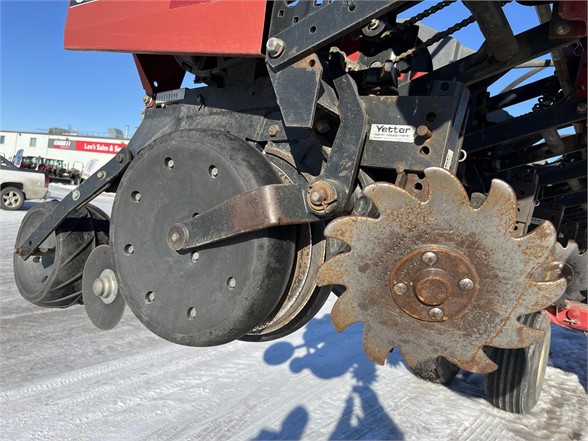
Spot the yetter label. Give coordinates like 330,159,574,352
369,124,416,143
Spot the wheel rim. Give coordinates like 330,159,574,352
3,190,21,208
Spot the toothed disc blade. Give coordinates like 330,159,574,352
317,167,564,373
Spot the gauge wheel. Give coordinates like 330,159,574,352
1,186,25,210
486,312,551,414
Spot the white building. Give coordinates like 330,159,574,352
0,129,130,171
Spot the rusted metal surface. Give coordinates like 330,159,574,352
167,184,321,251
316,167,566,374
390,247,479,322
245,155,328,337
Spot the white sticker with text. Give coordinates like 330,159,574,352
369,124,416,143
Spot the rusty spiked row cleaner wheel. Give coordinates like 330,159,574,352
110,130,301,346
316,167,566,374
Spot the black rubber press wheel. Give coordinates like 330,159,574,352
486,312,551,414
14,201,109,308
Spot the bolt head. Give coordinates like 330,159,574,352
92,278,105,297
210,167,218,177
268,124,280,137
421,252,438,266
429,307,444,320
191,252,199,263
97,171,106,179
458,277,475,291
266,38,285,58
367,19,380,30
393,282,408,295
72,190,80,201
577,102,587,114
310,190,323,205
554,20,572,36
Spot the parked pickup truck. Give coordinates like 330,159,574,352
0,155,49,210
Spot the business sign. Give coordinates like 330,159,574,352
49,138,127,154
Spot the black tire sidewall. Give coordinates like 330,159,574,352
1,186,25,210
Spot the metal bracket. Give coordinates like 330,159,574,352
268,54,323,128
267,0,401,70
168,70,367,250
16,149,132,260
167,184,321,251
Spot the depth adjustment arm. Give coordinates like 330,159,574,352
15,149,132,260
168,71,367,251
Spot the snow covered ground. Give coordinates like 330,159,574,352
1,186,586,440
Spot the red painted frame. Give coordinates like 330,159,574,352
64,0,268,57
546,302,588,333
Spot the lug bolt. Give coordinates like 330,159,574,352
266,38,285,58
171,233,179,242
416,125,433,139
429,307,444,320
191,252,199,263
554,20,572,36
393,282,408,295
458,277,475,291
92,278,106,297
421,252,438,266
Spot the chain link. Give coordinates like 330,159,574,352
380,1,456,39
392,15,476,63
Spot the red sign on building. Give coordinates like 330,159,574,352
49,138,127,154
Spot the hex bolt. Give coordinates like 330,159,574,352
187,307,197,319
268,124,281,137
97,171,106,180
393,282,408,295
421,251,438,266
310,189,326,205
429,307,444,320
367,18,380,31
266,38,285,58
416,125,433,140
210,166,219,178
116,154,124,163
171,232,180,242
227,277,236,289
142,95,153,106
92,278,106,297
458,277,475,291
72,189,80,201
554,20,572,36
191,252,199,263
577,102,587,114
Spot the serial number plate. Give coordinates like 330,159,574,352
156,88,186,104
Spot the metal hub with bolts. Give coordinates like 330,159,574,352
389,247,479,322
